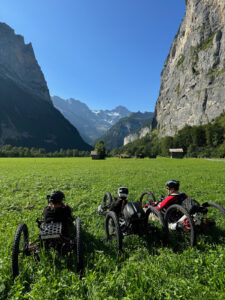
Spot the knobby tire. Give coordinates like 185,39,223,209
12,223,29,279
105,211,122,252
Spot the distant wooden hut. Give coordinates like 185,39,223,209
91,150,105,160
169,148,184,158
120,153,131,159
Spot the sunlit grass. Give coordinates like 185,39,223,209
0,157,224,299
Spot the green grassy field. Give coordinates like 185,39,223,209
0,157,224,299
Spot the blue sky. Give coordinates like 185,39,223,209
0,0,185,112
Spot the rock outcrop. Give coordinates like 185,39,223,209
155,0,225,136
0,23,91,151
100,112,154,150
0,23,50,103
124,124,152,146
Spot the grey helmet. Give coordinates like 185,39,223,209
118,187,129,199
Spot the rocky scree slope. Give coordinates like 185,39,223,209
155,0,225,136
0,23,91,151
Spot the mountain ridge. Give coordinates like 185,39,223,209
52,95,131,143
0,22,91,151
98,111,154,150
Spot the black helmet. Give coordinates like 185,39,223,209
118,187,129,199
166,180,179,190
49,190,65,204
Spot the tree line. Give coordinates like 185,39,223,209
1,113,224,158
110,113,225,158
0,145,90,157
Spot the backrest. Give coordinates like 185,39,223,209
39,222,62,240
123,202,145,223
171,193,187,205
180,197,200,214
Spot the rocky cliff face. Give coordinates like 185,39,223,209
124,124,152,146
100,112,154,150
155,0,225,136
0,22,51,103
0,22,91,151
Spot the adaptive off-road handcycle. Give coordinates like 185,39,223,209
139,190,225,248
98,192,167,251
12,217,83,279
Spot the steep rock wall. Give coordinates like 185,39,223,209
0,22,51,103
0,22,92,151
155,0,225,136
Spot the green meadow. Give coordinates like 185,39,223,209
0,157,224,299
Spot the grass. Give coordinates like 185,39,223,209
198,32,216,52
176,83,181,96
177,55,185,67
207,68,225,77
0,157,225,299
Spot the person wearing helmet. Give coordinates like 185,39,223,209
42,190,74,236
109,187,129,215
155,180,188,211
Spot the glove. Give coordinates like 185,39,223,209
98,205,103,214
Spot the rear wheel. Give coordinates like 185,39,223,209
75,218,83,273
164,204,196,248
103,192,113,209
105,211,122,252
139,190,156,206
145,206,168,246
12,224,29,279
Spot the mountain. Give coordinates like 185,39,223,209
123,0,225,145
155,0,225,136
113,112,225,158
123,118,155,146
52,95,131,143
99,112,154,150
0,22,91,151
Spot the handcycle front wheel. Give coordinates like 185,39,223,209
164,204,196,248
103,192,113,209
105,211,122,252
12,223,29,279
200,202,225,231
202,202,225,218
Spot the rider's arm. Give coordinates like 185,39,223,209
155,195,175,210
110,199,122,215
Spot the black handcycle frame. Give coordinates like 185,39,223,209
12,218,83,279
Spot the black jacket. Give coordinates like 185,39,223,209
42,204,74,236
110,198,127,215
42,204,73,223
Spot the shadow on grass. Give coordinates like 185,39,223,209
166,225,225,254
196,226,225,249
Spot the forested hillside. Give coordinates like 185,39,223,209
111,113,225,158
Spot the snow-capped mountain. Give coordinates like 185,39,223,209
51,96,131,144
92,106,131,126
